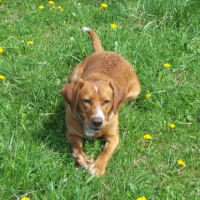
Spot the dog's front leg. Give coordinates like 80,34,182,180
88,134,119,176
67,133,94,170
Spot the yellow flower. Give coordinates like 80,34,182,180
164,63,171,67
57,6,63,11
21,197,30,200
177,160,186,167
0,47,3,53
169,123,175,128
143,134,152,140
27,41,34,45
52,6,56,9
48,1,54,4
39,5,44,9
0,75,5,80
8,24,11,28
146,93,152,98
137,196,147,200
111,24,117,28
99,3,108,10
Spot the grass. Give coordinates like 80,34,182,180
0,0,200,199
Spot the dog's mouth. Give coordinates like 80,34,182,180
92,127,101,132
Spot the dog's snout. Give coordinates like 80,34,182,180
92,117,103,127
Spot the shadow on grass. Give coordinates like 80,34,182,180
34,100,71,156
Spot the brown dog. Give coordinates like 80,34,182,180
61,27,140,176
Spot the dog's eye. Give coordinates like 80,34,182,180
103,100,110,105
83,99,91,104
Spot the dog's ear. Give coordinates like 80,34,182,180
61,79,84,114
110,81,126,115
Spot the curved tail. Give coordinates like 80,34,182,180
82,27,104,52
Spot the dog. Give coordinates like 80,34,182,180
61,27,140,176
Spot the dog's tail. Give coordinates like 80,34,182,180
82,27,104,52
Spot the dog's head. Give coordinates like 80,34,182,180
61,78,126,131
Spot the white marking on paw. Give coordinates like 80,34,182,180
72,152,77,158
88,164,96,176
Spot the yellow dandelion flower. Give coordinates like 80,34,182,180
164,63,171,68
0,47,3,53
177,160,186,167
58,6,62,9
27,41,34,45
146,93,152,98
99,3,108,10
52,6,56,9
21,197,30,200
137,196,147,200
39,5,44,9
143,134,152,140
169,123,175,128
111,24,117,28
48,1,54,4
8,24,11,28
0,75,5,80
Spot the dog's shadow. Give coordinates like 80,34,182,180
34,100,71,157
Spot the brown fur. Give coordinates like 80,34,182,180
61,28,140,176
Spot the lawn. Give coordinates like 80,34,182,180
0,0,200,199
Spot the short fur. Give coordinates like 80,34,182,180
61,27,140,176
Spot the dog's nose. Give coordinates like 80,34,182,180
92,117,103,127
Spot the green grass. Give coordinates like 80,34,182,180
0,0,200,199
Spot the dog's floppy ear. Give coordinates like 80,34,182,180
110,81,126,115
61,79,84,114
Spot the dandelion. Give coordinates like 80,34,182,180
137,196,147,200
99,3,108,10
52,6,56,9
39,5,44,9
177,160,186,167
143,134,152,140
0,75,5,80
169,123,175,129
146,93,152,98
48,1,54,4
111,24,117,28
8,24,11,28
58,6,63,11
27,41,34,45
164,63,171,68
0,47,3,53
21,197,30,200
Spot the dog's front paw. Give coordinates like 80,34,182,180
73,150,95,171
88,162,106,176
